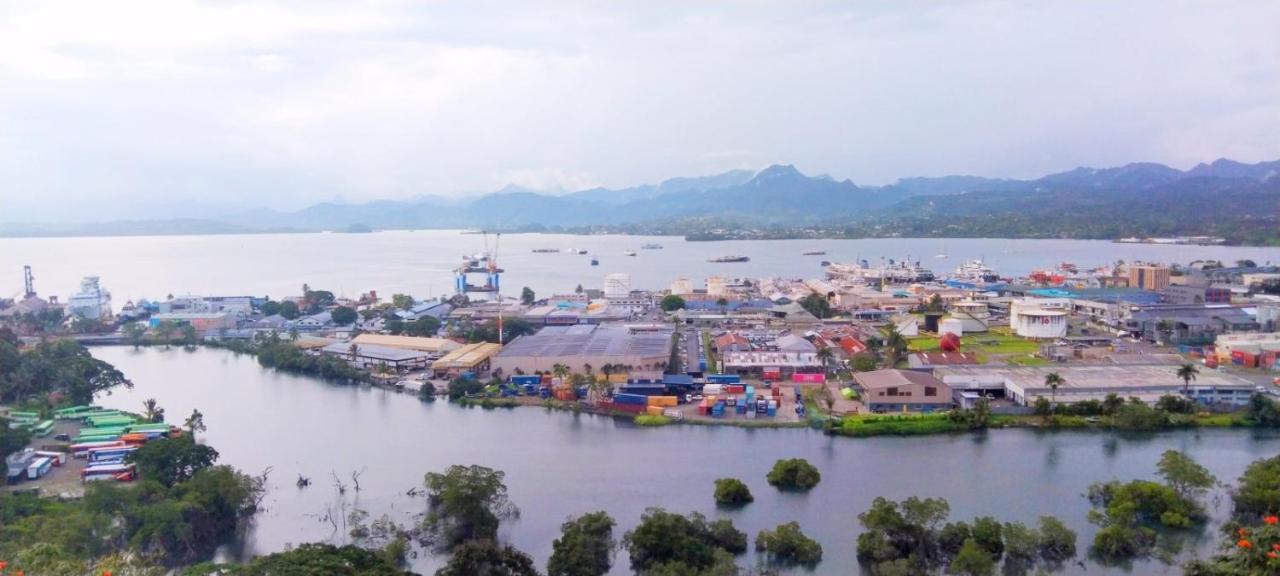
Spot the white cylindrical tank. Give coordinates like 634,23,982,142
1013,309,1067,339
939,318,964,338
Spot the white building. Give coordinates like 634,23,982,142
948,300,991,332
1010,298,1069,339
706,276,728,297
603,273,632,299
670,278,694,296
66,276,112,320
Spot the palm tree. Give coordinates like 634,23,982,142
552,363,570,380
816,346,834,372
882,325,908,368
1044,372,1064,412
716,298,729,314
184,408,206,440
348,343,360,363
142,398,165,423
288,328,300,342
1177,362,1199,395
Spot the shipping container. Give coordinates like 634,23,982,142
724,385,745,394
511,375,542,386
646,396,679,407
613,393,648,406
646,406,665,416
702,384,723,396
792,372,826,383
612,403,646,415
706,374,741,384
554,389,576,402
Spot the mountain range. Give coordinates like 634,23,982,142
4,158,1279,244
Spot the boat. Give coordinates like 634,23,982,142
708,256,750,263
590,257,599,266
566,248,588,255
802,251,826,256
825,258,934,283
624,250,637,257
936,254,948,259
532,248,560,253
950,259,1001,284
641,243,664,250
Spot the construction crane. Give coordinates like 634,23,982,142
23,265,36,298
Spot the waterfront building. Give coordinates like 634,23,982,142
319,342,432,372
853,370,954,413
66,276,112,320
1128,264,1172,291
431,342,503,378
1124,304,1259,344
351,334,460,359
490,324,672,375
148,312,236,334
706,276,728,297
603,273,631,299
670,278,694,295
934,364,1256,406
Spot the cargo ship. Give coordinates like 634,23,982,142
641,243,664,249
708,256,750,263
802,251,827,256
825,258,934,283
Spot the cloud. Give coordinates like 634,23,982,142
1,0,1278,221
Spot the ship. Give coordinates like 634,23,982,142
825,258,935,283
532,248,560,253
949,259,1001,284
802,251,826,256
624,250,637,257
708,256,750,263
590,257,599,266
641,243,664,250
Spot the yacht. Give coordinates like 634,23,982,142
950,259,1001,283
708,256,750,263
640,243,664,250
802,251,826,256
590,257,599,266
624,250,637,257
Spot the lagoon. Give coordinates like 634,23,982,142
92,346,1280,574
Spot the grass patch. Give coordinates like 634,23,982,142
832,413,968,437
1006,355,1051,366
908,331,1040,356
634,414,672,427
457,397,519,409
701,331,719,374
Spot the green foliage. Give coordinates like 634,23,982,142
201,543,410,575
1000,521,1039,565
797,293,833,319
855,496,950,571
547,511,615,576
436,540,539,576
754,521,822,567
418,381,437,401
1246,393,1280,427
713,478,754,506
389,315,442,337
391,294,416,310
419,465,518,551
1155,394,1196,414
947,399,991,429
659,294,686,312
833,413,967,437
1036,516,1078,564
279,300,301,319
520,287,536,306
0,416,32,462
302,288,336,314
1157,450,1217,499
331,306,358,325
765,458,821,491
970,516,1004,559
938,521,971,557
256,341,367,382
633,414,671,427
259,300,282,316
448,377,486,401
852,355,878,372
622,508,746,573
949,538,995,576
127,436,220,487
1233,454,1280,519
0,336,132,405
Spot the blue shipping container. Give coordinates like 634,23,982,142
614,393,648,406
511,375,542,386
707,374,741,384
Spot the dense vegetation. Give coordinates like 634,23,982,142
547,512,616,576
765,458,821,491
755,521,822,567
713,477,754,506
244,339,367,382
855,496,1077,575
0,329,132,407
622,508,747,574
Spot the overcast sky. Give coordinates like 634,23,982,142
2,0,1278,221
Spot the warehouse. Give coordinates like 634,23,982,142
319,343,432,372
489,324,672,375
432,342,504,378
934,364,1256,406
853,370,955,413
350,334,460,358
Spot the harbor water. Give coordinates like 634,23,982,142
92,346,1280,574
4,231,1279,301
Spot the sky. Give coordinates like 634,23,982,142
2,0,1279,222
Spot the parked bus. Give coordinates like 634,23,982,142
71,440,126,458
82,463,136,483
25,456,53,480
32,420,55,437
88,446,137,464
33,451,67,466
53,405,98,419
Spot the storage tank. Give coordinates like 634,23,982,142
939,318,964,338
949,301,991,333
1012,309,1067,339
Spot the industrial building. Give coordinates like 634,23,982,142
853,370,955,413
320,342,433,372
149,312,237,334
490,324,673,375
934,364,1256,406
1009,298,1069,339
432,342,504,378
66,276,113,320
603,273,631,299
1128,264,1172,291
350,334,461,358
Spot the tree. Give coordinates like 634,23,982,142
755,522,822,567
938,521,971,557
547,511,616,576
1233,454,1280,519
418,382,437,401
520,287,536,306
419,465,518,551
124,322,147,348
436,540,538,576
622,508,746,573
279,300,301,320
1044,372,1063,411
331,306,358,326
798,294,833,319
659,295,686,312
1036,516,1078,564
716,297,729,314
881,324,908,368
970,516,1004,559
127,436,219,487
818,384,836,412
713,478,754,506
231,543,408,575
391,294,415,310
0,417,32,462
0,339,132,405
925,294,944,313
142,398,166,423
184,408,207,440
949,538,995,576
259,300,282,316
1177,362,1199,395
766,458,821,491
816,346,834,371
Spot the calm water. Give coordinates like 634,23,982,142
92,346,1280,575
5,231,1279,302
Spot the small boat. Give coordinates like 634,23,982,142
802,251,826,256
590,257,599,266
641,243,664,250
532,248,560,253
624,250,637,257
936,254,947,259
708,256,750,263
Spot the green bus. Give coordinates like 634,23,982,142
73,433,121,443
53,405,98,419
127,423,171,432
87,416,135,428
7,410,40,423
32,420,55,437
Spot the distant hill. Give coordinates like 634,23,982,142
5,157,1279,244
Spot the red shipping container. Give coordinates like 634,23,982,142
725,385,745,394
